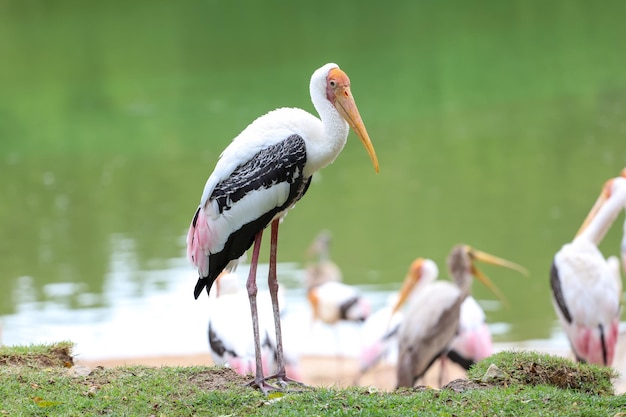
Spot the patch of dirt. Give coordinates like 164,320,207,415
393,379,488,395
508,359,609,394
0,344,74,368
473,352,616,396
442,378,489,393
189,367,250,390
393,385,439,396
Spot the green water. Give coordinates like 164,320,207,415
1,0,625,342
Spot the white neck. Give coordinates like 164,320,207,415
577,178,626,245
622,209,626,267
308,64,350,170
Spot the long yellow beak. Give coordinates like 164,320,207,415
576,185,610,238
307,289,320,322
576,171,626,238
391,258,425,315
332,77,379,173
467,246,528,306
576,169,626,237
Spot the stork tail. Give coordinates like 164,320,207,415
194,276,216,300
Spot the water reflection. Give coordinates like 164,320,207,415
3,235,203,358
0,236,524,360
2,237,587,363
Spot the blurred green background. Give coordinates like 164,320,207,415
1,0,625,343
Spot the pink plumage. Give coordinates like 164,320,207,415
187,206,210,278
571,320,619,366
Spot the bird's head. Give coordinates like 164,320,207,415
391,258,439,315
449,245,528,306
314,63,379,173
576,169,626,238
306,230,333,260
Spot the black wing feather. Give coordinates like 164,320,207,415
194,134,311,299
550,260,572,324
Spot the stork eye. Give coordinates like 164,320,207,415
329,80,336,88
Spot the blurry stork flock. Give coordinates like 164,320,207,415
185,63,626,392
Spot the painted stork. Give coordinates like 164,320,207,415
395,245,527,388
186,63,379,392
356,297,491,385
550,172,626,366
356,258,439,381
307,280,371,325
305,231,369,325
305,230,342,288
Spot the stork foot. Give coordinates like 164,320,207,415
247,378,280,395
247,373,308,394
264,372,309,392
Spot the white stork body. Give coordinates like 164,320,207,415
358,303,403,371
308,281,371,324
188,106,338,288
186,63,378,392
396,279,462,387
550,174,626,366
356,259,439,379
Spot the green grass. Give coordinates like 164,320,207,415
0,343,624,416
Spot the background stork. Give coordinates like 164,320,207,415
304,232,370,359
207,271,301,380
305,230,343,288
356,257,494,385
307,281,370,325
550,172,626,366
186,63,379,392
304,232,370,325
355,258,439,382
395,245,527,388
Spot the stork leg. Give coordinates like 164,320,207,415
265,219,304,387
245,230,277,394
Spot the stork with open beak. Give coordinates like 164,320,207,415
395,245,527,388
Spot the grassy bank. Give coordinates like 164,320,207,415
0,342,624,416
